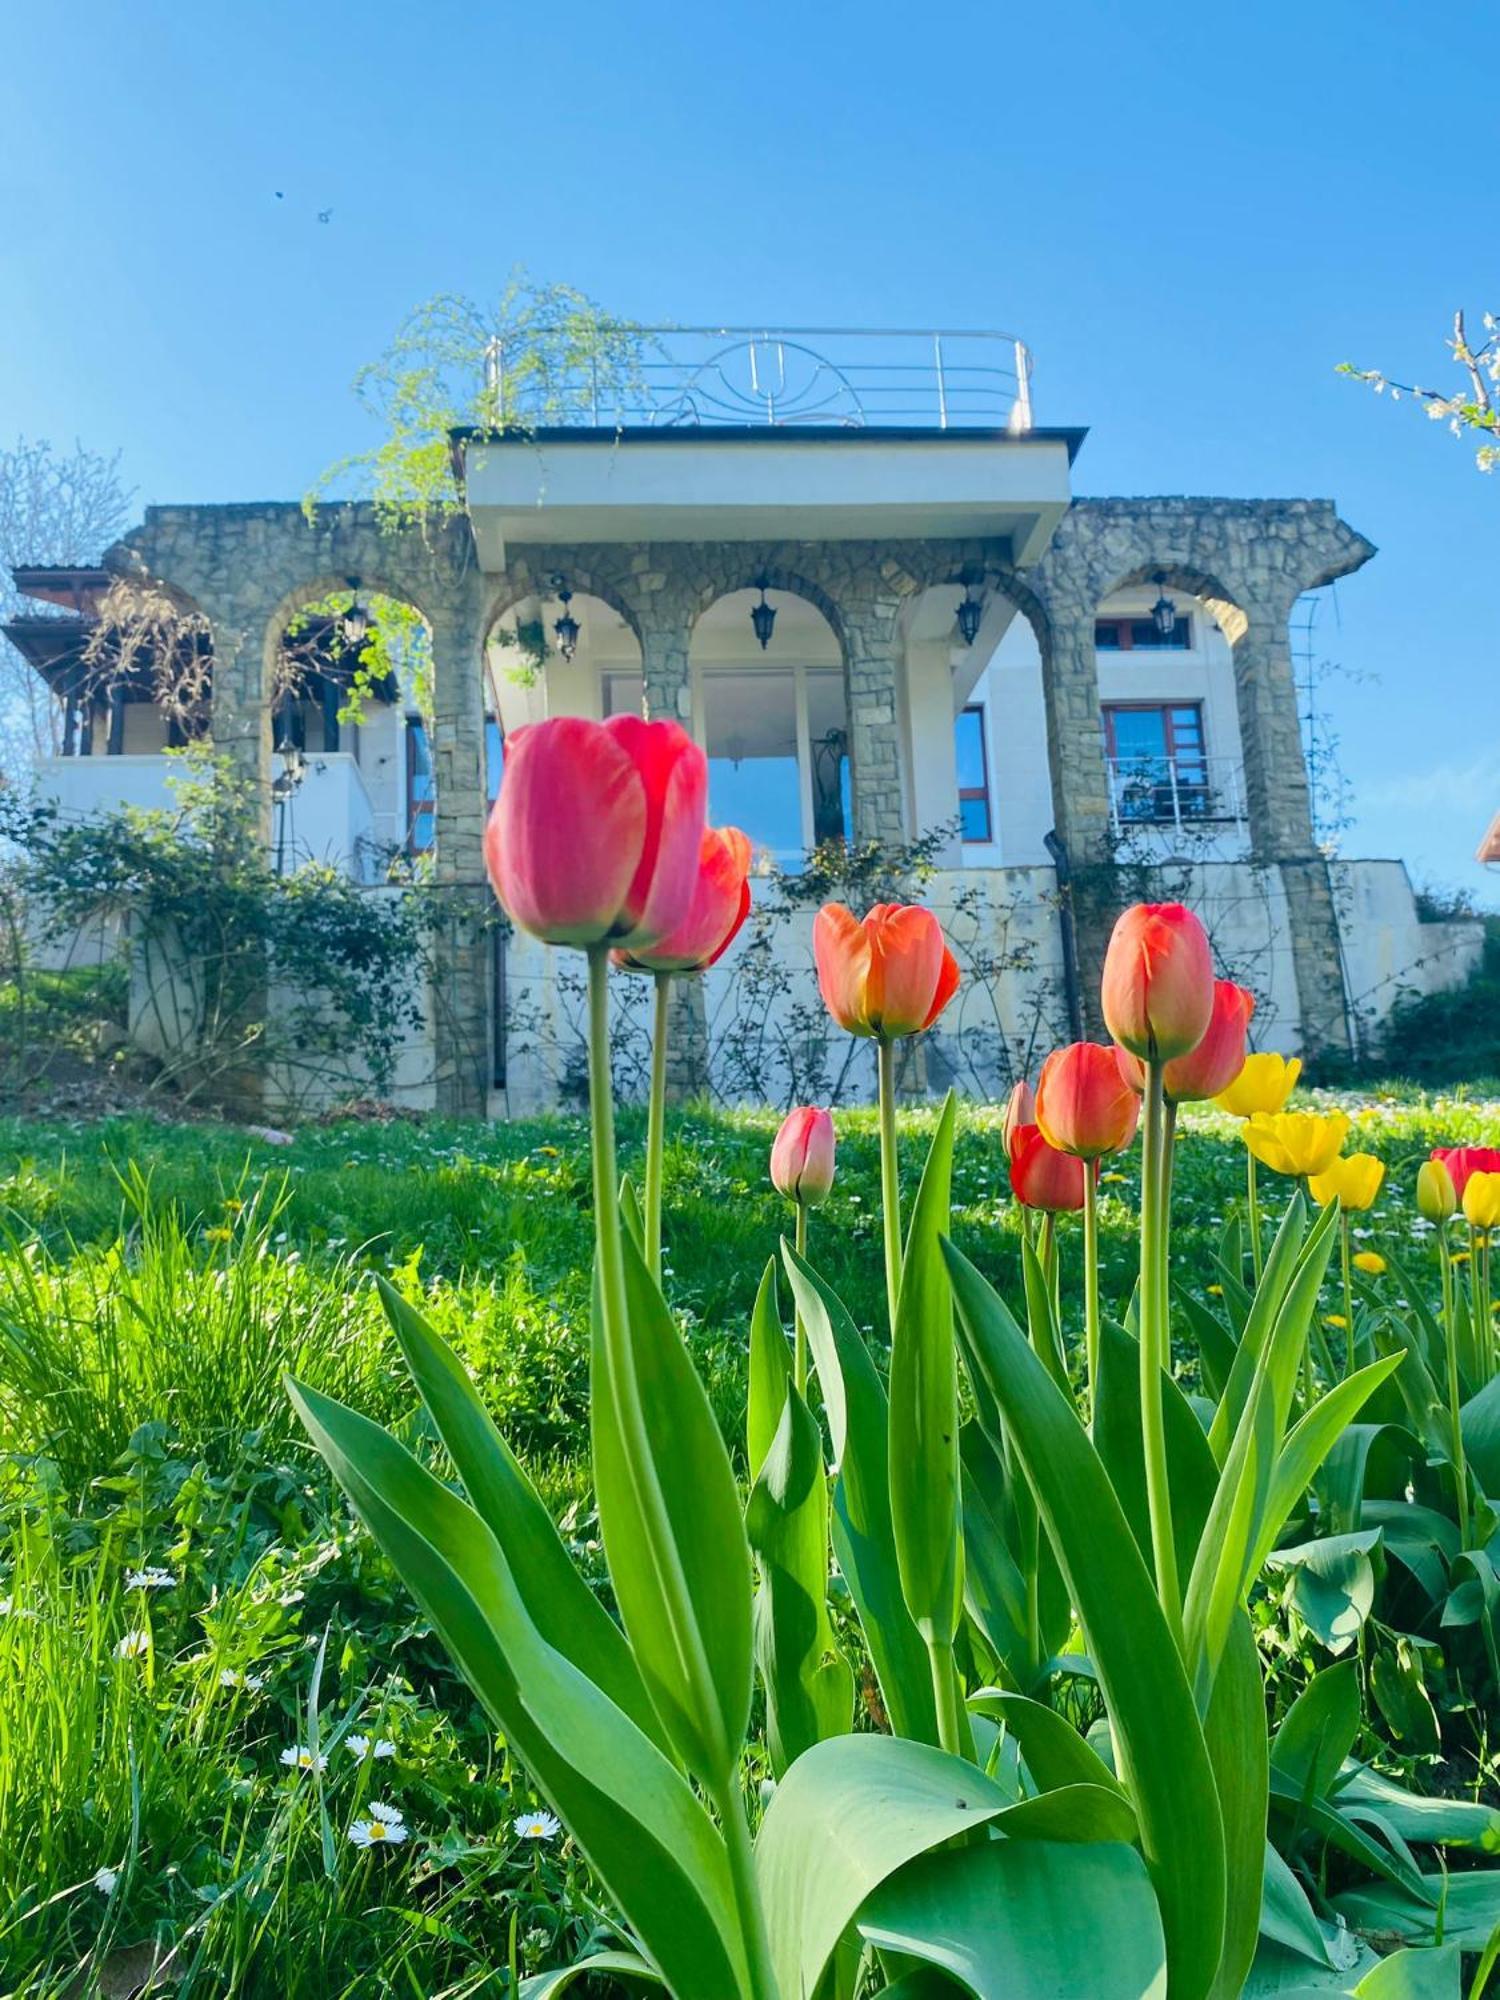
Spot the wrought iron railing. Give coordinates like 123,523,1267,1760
1106,755,1247,835
480,326,1034,432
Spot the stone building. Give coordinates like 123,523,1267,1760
7,329,1481,1114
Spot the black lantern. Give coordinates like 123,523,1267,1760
750,579,777,652
341,578,370,649
955,584,983,648
552,583,580,661
1150,574,1177,640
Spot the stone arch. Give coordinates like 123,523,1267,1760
480,562,646,662
1095,561,1248,647
687,563,850,661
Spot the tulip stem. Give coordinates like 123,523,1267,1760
793,1199,808,1395
1340,1211,1355,1380
1246,1148,1265,1287
1440,1220,1471,1551
645,972,671,1282
1139,1061,1183,1647
1082,1167,1101,1418
877,1038,903,1336
586,946,778,2000
927,1635,973,1761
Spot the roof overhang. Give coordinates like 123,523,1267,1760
452,424,1084,570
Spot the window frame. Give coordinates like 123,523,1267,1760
1093,611,1194,652
1101,700,1214,824
954,702,994,845
690,660,848,864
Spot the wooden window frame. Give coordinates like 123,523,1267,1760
955,703,994,844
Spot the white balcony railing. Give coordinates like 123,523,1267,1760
480,326,1035,433
1106,755,1247,837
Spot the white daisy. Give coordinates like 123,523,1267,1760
349,1802,408,1848
218,1667,266,1692
513,1810,561,1841
345,1734,396,1760
125,1567,176,1591
94,1866,119,1895
279,1745,328,1772
115,1630,151,1659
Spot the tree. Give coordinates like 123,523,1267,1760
1340,308,1500,473
0,437,133,770
306,270,649,526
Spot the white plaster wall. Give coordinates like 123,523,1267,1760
1332,858,1485,1045
275,753,377,881
965,615,1055,865
38,753,177,823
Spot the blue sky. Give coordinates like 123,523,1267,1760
2,0,1493,903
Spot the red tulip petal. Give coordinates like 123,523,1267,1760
814,903,872,1035
485,719,644,946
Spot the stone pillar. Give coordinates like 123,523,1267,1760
428,592,493,1117
842,596,907,845
205,597,278,848
1030,598,1117,1033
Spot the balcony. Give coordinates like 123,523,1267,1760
1106,755,1248,838
454,326,1084,569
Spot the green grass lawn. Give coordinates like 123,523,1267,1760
1,1086,1497,1996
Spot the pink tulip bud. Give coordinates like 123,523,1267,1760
1009,1124,1090,1212
771,1107,836,1207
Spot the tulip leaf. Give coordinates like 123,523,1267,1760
944,1238,1227,2000
1332,1873,1500,1951
1019,1234,1072,1395
959,1421,1069,1694
1092,1315,1220,1588
753,1733,1026,2000
1210,1192,1309,1462
592,1230,753,1790
1336,1763,1500,1852
1266,1530,1382,1655
1204,1611,1270,2000
889,1094,963,1650
746,1380,854,1775
286,1378,749,2000
1183,1291,1241,1405
967,1688,1129,1800
373,1276,666,1753
1262,1361,1409,1570
746,1257,790,1480
520,1953,665,1997
781,1238,937,1744
1272,1660,1361,1804
857,1838,1168,2000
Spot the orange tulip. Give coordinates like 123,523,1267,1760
1001,1078,1036,1163
485,715,706,949
813,903,960,1041
1117,979,1256,1104
1036,1042,1140,1159
1100,902,1214,1064
613,826,752,974
1010,1124,1090,1212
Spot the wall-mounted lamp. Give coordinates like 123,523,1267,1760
1150,574,1177,640
749,578,777,651
341,579,370,648
552,579,580,661
955,583,984,648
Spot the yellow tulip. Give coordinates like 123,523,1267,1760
1214,1052,1302,1120
1308,1152,1386,1212
1463,1171,1500,1232
1241,1110,1350,1180
1353,1251,1387,1276
1416,1159,1458,1223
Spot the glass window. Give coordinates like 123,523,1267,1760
1094,613,1192,651
805,668,850,849
406,716,435,854
1102,703,1212,823
485,716,503,804
703,669,803,868
955,705,993,843
602,672,645,719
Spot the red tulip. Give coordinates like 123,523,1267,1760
1117,979,1256,1105
613,826,752,974
1432,1147,1500,1201
1100,902,1214,1064
770,1106,836,1206
814,903,960,1041
484,715,706,949
1035,1042,1141,1159
1001,1078,1036,1163
1010,1124,1090,1212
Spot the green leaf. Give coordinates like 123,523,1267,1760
746,1381,853,1775
619,1174,646,1261
781,1239,937,1744
592,1230,753,1789
1333,1873,1500,1950
1092,1314,1221,1598
746,1257,790,1480
1315,1414,1419,1539
1210,1192,1310,1462
1461,1372,1500,1494
1261,1839,1346,1968
1272,1660,1361,1802
967,1689,1129,1801
1335,1762,1500,1852
286,1378,749,2000
374,1276,665,1752
857,1838,1168,2000
889,1094,962,1648
520,1952,665,1996
1266,1531,1381,1655
1258,1360,1408,1576
1205,1612,1271,2000
943,1238,1228,2000
1183,1290,1241,1405
1369,1637,1441,1755
753,1732,1027,2000
1350,1948,1462,2000
1019,1234,1072,1396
